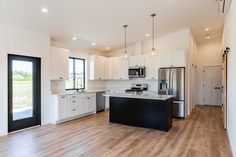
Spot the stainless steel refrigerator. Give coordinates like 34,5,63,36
158,67,185,118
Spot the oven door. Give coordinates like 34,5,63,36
129,68,139,78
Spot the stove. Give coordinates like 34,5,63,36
125,83,148,94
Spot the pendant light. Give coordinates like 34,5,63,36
151,13,156,56
123,25,128,58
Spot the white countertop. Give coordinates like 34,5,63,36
52,89,107,96
103,91,173,100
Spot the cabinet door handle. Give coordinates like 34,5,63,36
61,96,65,98
72,109,76,111
59,77,63,80
72,101,76,102
72,96,76,98
87,97,90,99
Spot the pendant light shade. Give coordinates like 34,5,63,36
151,13,157,56
123,25,128,58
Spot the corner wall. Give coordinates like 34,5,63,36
223,0,236,155
0,23,51,136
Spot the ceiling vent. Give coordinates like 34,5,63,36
218,0,232,15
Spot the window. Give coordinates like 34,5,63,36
66,57,85,90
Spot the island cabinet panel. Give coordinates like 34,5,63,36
109,97,172,131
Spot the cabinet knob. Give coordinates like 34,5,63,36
61,96,65,98
59,77,63,80
72,109,76,111
120,78,122,79
99,78,101,79
87,97,90,99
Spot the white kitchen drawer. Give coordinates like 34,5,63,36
67,100,80,109
67,107,79,118
67,95,78,100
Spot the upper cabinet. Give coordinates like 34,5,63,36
128,55,145,67
88,51,185,81
50,47,69,80
145,55,161,80
159,50,186,67
90,55,107,80
111,57,129,80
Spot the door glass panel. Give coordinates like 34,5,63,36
12,60,33,120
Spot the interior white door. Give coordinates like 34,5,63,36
203,66,222,106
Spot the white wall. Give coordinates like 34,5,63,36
223,0,236,156
108,29,190,57
187,32,197,114
50,50,107,93
0,23,51,136
195,37,222,105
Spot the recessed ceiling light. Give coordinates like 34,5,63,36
41,7,48,13
72,37,77,41
205,27,209,31
145,33,150,37
206,35,211,39
92,42,96,46
106,46,110,50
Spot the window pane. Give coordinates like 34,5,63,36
66,58,85,90
75,59,85,89
12,61,33,120
65,73,74,89
69,59,73,73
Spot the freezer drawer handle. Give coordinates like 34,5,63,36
173,101,184,104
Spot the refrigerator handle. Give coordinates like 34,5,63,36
169,69,172,95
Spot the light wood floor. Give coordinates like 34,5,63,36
0,106,232,157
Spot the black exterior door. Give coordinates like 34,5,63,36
8,54,41,132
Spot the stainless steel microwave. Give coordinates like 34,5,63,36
128,66,146,78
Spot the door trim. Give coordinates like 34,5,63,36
8,54,41,132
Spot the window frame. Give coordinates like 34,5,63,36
66,57,86,90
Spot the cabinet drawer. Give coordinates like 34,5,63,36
67,95,78,100
67,100,79,109
67,107,79,118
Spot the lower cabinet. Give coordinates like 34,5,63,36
57,93,96,123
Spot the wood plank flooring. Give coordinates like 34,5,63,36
0,106,232,157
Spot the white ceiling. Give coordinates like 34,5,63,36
0,0,224,52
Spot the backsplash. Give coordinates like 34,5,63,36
106,80,159,92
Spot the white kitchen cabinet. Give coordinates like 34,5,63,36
145,55,161,80
58,96,67,120
106,58,113,80
112,57,129,80
172,51,186,67
129,55,145,67
159,51,186,67
55,93,96,123
90,55,108,80
84,94,96,113
50,47,69,80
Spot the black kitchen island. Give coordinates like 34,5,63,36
105,93,173,132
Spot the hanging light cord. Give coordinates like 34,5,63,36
151,13,156,51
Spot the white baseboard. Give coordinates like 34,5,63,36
0,131,8,137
